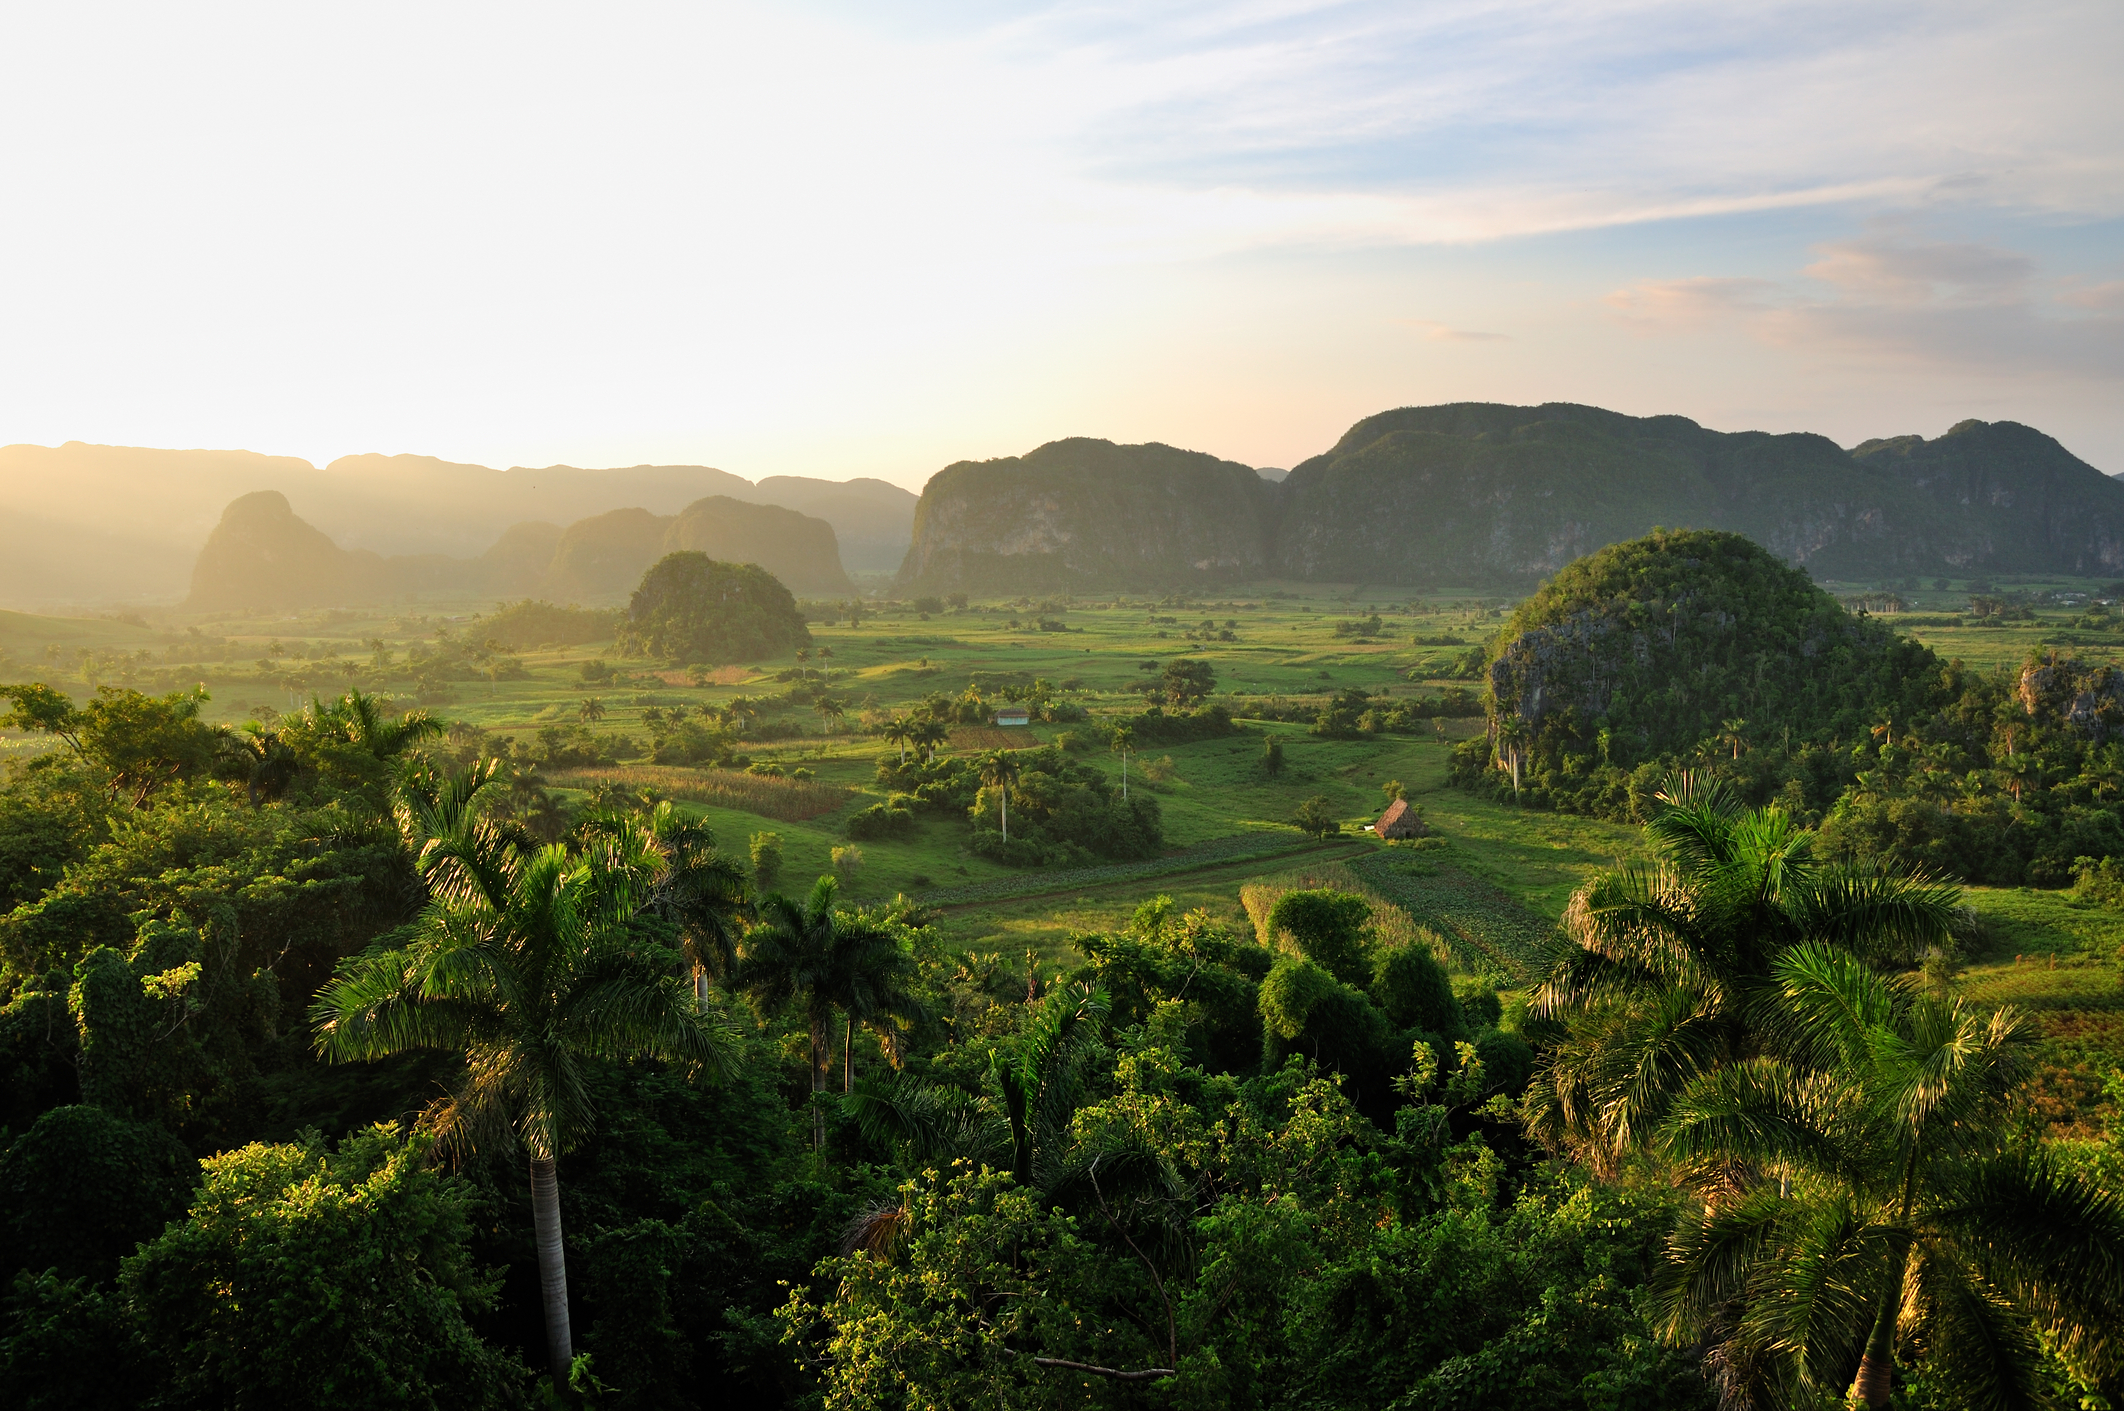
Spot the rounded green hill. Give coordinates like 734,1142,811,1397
1477,528,1939,779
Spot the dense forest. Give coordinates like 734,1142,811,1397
1,537,2121,1410
1456,529,2124,887
0,682,2117,1407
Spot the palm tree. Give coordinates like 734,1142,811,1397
1655,943,2124,1408
304,687,442,760
882,715,913,765
847,982,1111,1187
312,766,738,1390
813,695,846,736
579,697,606,724
1109,725,1134,801
910,717,948,764
739,875,907,1151
1718,717,1748,760
824,908,923,1092
726,696,760,737
1526,774,1963,1175
977,748,1022,841
586,801,752,1008
1495,716,1528,799
218,725,299,806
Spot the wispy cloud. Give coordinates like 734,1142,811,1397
1603,226,2124,380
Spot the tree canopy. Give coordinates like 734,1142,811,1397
617,552,811,664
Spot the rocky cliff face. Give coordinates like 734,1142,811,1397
1273,404,2124,584
896,438,1275,593
893,406,2123,592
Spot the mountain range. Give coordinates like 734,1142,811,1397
898,404,2123,592
184,491,856,611
0,443,916,608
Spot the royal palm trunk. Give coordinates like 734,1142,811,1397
529,1156,572,1385
810,1010,830,1150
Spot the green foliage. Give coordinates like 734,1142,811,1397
1292,794,1340,839
1264,888,1372,984
958,745,1163,866
1656,945,2124,1406
1457,529,1941,813
0,1270,157,1411
120,1126,526,1409
1370,943,1462,1035
0,783,410,1003
1155,657,1216,707
481,600,623,650
749,830,783,892
0,1106,196,1287
618,552,811,664
1,684,223,804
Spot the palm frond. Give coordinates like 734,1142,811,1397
1790,863,1963,966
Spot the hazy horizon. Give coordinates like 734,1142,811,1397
2,1,2117,487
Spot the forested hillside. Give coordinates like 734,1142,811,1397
895,404,2121,590
1455,527,2124,887
896,438,1276,593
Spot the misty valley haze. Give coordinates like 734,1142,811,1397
5,401,2118,615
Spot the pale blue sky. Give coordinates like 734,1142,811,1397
0,0,2117,483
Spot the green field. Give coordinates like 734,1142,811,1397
7,578,2123,1138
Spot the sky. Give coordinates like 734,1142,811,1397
0,0,2118,488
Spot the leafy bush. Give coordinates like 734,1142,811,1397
1265,889,1372,984
0,1105,196,1286
846,799,918,841
119,1126,524,1409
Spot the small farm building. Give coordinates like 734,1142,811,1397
1375,798,1429,839
994,706,1031,727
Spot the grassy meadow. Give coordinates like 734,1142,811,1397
5,575,2123,1137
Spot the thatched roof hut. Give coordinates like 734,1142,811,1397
1375,797,1429,839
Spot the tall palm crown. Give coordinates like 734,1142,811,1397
1527,775,1963,1174
1656,943,2124,1409
584,801,752,1006
976,749,1023,840
312,764,740,1386
740,875,920,1150
883,715,913,764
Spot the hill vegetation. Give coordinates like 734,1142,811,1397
618,552,813,664
1454,528,2124,888
897,437,1275,593
2,557,2123,1407
897,404,2123,590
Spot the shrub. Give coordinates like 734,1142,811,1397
847,801,917,841
750,832,783,893
1293,795,1340,839
1370,945,1462,1036
0,1106,197,1286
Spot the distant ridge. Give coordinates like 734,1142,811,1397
897,405,2123,592
184,492,853,612
0,442,916,607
